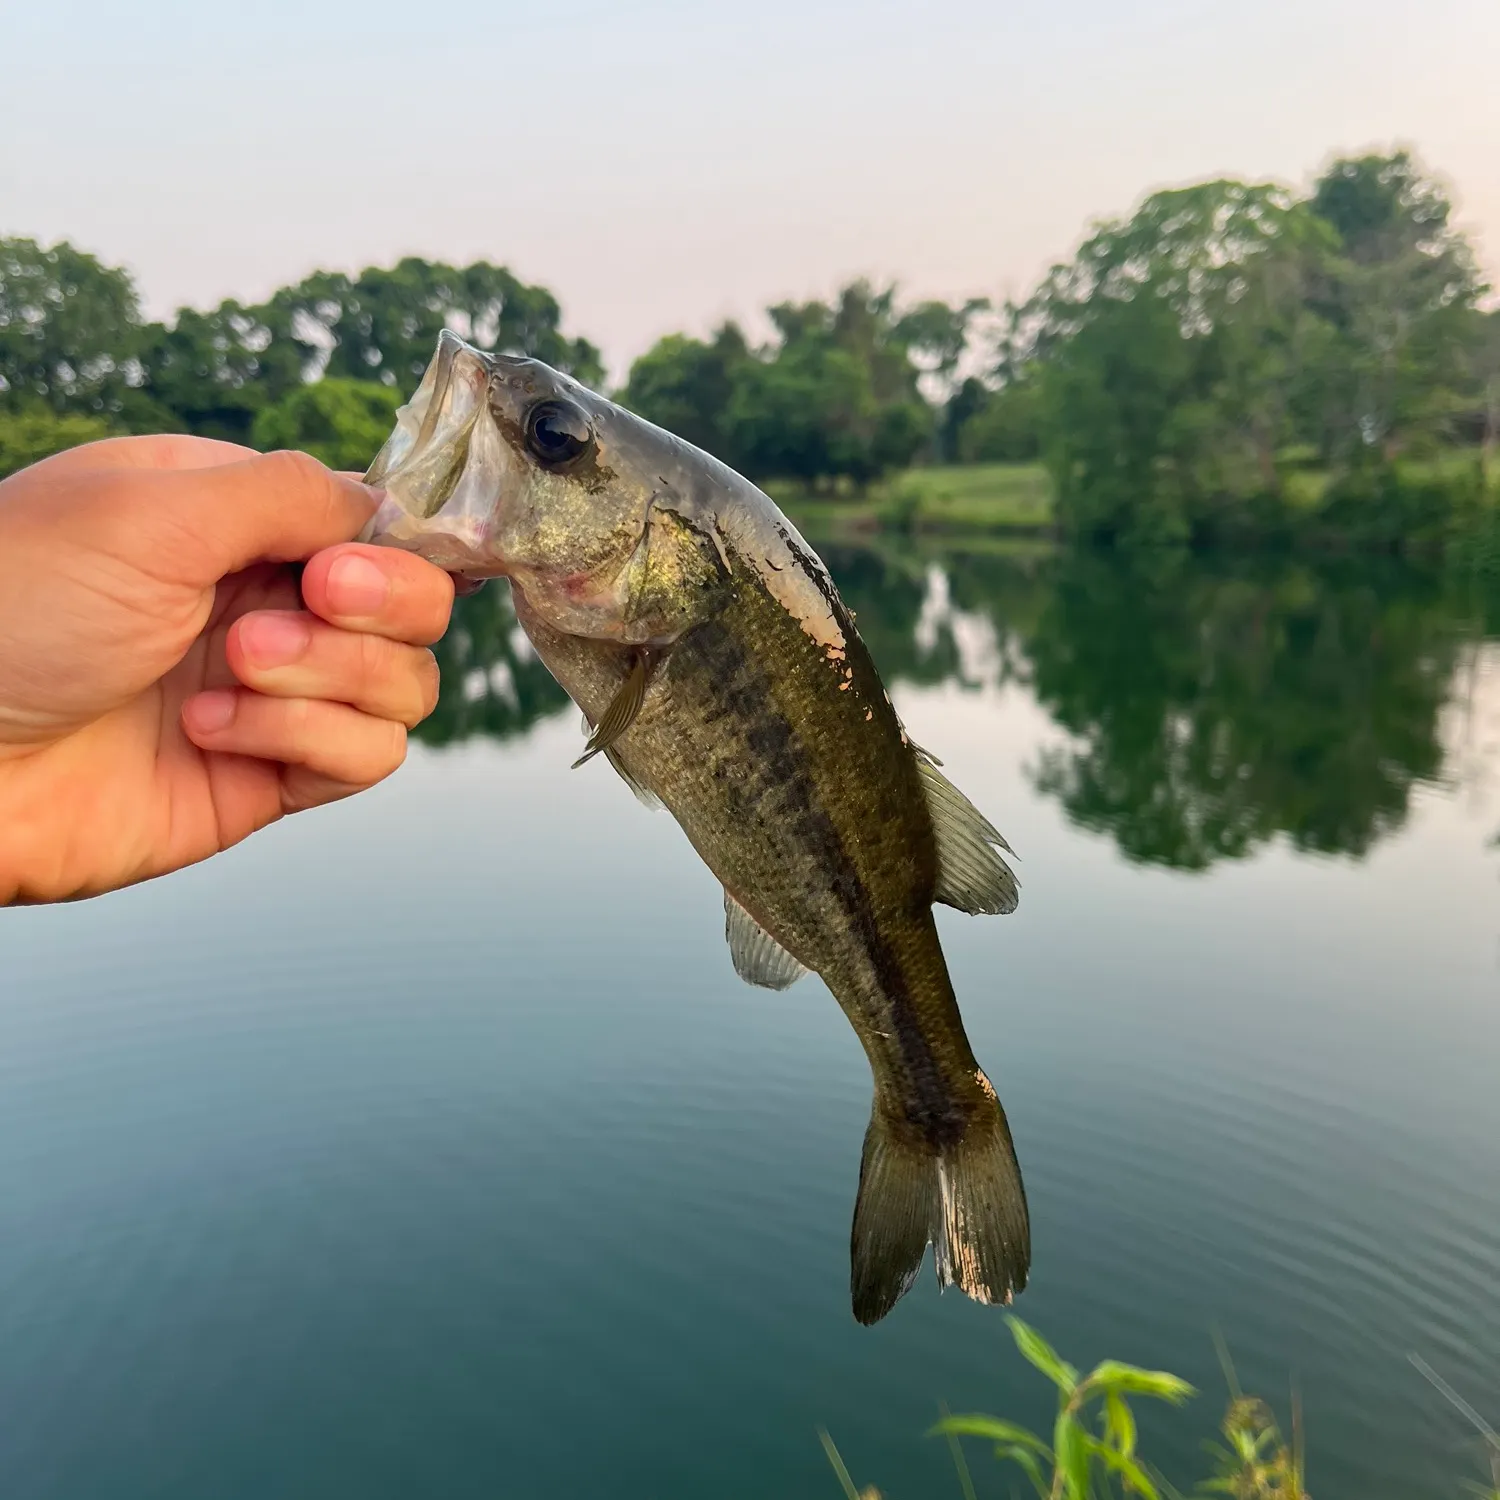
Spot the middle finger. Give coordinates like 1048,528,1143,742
227,610,441,729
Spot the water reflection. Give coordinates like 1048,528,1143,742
417,545,1494,871
1026,551,1472,868
416,585,569,744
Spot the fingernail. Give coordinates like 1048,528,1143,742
240,612,312,667
327,552,390,615
186,690,237,734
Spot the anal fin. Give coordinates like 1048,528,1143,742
724,891,808,990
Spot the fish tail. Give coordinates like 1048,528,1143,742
849,1072,1030,1326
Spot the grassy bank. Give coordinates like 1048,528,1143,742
771,453,1500,558
769,463,1056,538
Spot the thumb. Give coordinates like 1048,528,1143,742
133,449,379,586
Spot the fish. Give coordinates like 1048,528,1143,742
360,330,1030,1323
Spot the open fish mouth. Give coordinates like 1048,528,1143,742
358,330,514,576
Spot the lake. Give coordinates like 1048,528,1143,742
4,542,1499,1498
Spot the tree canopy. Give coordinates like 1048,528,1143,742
1001,150,1490,544
0,248,605,470
618,281,981,486
2,147,1493,516
0,239,147,417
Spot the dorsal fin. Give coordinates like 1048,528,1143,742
724,891,809,990
916,754,1019,916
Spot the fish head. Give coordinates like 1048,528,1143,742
362,331,724,645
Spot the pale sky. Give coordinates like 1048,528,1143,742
5,0,1498,380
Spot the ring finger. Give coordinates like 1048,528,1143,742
226,610,441,729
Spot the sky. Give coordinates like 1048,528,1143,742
5,0,1499,380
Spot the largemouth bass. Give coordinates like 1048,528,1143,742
361,331,1030,1323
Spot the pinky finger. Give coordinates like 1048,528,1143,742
182,688,408,812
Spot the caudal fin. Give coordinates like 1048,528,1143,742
849,1076,1030,1326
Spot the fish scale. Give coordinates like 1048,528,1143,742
362,330,1029,1323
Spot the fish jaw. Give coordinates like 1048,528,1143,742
359,330,520,578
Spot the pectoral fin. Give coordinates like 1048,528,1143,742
724,891,808,990
573,650,653,769
917,754,1019,916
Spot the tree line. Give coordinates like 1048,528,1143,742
617,150,1499,543
0,251,603,475
0,234,976,486
3,148,1497,549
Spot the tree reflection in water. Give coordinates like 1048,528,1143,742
416,546,1494,872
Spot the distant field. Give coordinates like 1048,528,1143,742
772,451,1498,539
770,462,1056,536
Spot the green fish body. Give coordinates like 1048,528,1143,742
363,331,1029,1322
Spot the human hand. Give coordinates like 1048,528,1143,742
0,435,455,903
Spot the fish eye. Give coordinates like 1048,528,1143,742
524,399,593,468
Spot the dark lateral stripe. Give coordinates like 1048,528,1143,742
683,606,962,1145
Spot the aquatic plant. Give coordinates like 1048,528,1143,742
822,1318,1500,1498
932,1317,1193,1498
823,1316,1194,1499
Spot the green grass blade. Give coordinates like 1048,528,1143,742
1087,1362,1196,1404
1008,1315,1080,1393
818,1428,862,1500
933,1415,1051,1453
938,1401,979,1500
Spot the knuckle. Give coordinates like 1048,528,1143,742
259,448,328,491
257,450,345,533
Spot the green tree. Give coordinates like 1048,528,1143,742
137,300,302,444
726,338,882,483
893,296,989,400
1305,150,1486,462
0,238,148,418
741,283,934,484
1478,310,1500,481
621,281,940,486
952,377,1042,462
262,258,603,395
0,407,115,478
1006,180,1336,544
250,378,405,472
1,241,605,448
617,323,751,462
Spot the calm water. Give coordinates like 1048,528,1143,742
4,545,1499,1498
